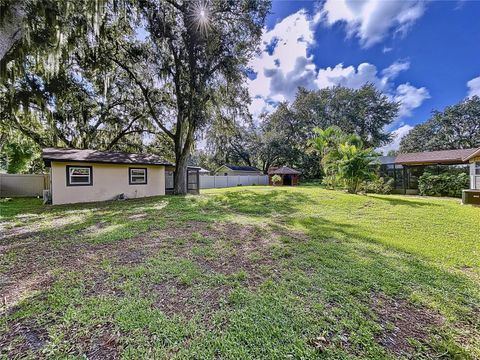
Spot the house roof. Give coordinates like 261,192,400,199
463,147,480,161
223,164,261,172
269,166,301,175
394,148,478,165
42,148,173,166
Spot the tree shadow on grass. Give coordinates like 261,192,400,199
198,189,315,217
369,195,442,207
292,215,479,317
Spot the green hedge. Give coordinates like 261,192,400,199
418,172,469,198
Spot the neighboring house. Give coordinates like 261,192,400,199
42,148,199,205
378,147,480,203
198,167,211,176
214,164,262,176
268,166,301,186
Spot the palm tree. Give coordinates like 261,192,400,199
338,144,377,194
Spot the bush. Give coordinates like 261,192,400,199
271,174,282,186
361,177,394,194
418,172,469,198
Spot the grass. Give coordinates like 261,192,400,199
0,186,479,359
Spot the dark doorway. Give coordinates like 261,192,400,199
165,167,200,195
283,174,292,186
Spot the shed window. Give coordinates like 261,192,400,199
476,162,480,175
67,166,92,186
129,168,147,184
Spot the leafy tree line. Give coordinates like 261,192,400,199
201,84,399,178
400,96,480,153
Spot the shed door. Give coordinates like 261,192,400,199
165,170,174,194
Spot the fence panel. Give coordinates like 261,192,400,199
199,175,268,189
0,174,48,197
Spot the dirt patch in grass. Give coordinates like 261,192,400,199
1,218,303,325
82,324,121,360
371,293,445,356
151,280,231,321
0,321,48,358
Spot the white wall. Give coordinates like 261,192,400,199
200,175,268,189
51,162,165,205
0,174,47,197
470,160,480,190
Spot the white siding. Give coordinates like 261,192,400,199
51,162,165,205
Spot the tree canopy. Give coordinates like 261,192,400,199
400,96,480,153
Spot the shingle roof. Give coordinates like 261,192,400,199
224,164,261,172
268,166,301,175
394,148,477,165
42,148,173,166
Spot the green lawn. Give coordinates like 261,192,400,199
0,187,479,359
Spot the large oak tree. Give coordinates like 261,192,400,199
400,96,480,153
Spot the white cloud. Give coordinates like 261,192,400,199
467,76,480,97
247,9,429,125
322,0,427,47
247,8,320,115
249,97,276,120
394,83,430,118
378,124,413,154
316,60,410,91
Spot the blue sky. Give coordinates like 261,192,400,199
248,0,480,152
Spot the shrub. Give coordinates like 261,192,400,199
337,144,377,194
418,172,469,198
271,174,282,186
321,174,343,189
361,177,394,194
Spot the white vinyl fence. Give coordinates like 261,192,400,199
200,175,268,189
0,174,49,197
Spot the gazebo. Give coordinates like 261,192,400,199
268,166,301,186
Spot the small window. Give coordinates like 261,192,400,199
476,162,480,175
67,166,92,186
129,168,147,185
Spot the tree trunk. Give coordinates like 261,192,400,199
174,153,188,195
173,123,195,195
0,5,23,64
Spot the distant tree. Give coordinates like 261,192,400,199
292,85,398,148
247,85,398,179
400,96,480,153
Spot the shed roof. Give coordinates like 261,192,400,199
394,148,477,165
42,148,173,166
269,166,301,175
223,164,261,172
